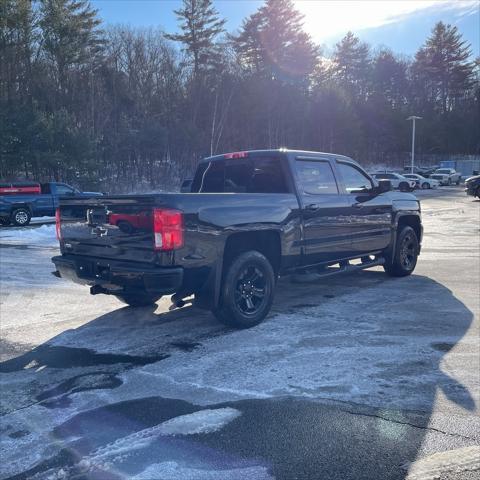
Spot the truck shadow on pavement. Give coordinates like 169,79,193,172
1,271,476,480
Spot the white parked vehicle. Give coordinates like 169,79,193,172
403,174,439,189
430,168,461,186
372,173,416,192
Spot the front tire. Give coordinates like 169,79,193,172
213,250,275,329
399,182,409,192
11,208,31,226
422,182,430,189
384,226,419,277
115,293,161,307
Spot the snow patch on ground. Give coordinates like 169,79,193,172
88,408,241,462
25,408,243,480
0,224,58,248
404,445,480,479
131,462,274,480
156,407,241,435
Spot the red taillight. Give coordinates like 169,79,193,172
55,208,62,241
224,151,248,159
153,208,183,251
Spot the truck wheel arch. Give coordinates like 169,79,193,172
386,213,422,266
397,214,421,242
222,230,282,278
195,230,282,311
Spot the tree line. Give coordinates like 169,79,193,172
1,0,478,192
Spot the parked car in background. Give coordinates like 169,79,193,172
403,174,439,189
372,173,416,192
0,181,103,226
465,174,480,198
430,168,461,186
403,165,438,177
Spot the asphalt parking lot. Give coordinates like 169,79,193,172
0,187,479,480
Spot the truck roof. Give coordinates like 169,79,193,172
202,149,356,164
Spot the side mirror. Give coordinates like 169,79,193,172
376,179,392,193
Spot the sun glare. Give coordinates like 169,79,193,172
293,0,474,43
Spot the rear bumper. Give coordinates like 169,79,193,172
52,255,183,295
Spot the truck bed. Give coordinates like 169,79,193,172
58,192,300,265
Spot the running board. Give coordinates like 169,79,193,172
291,257,385,283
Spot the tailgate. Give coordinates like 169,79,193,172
58,196,159,263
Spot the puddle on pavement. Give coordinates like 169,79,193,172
431,342,455,352
0,345,169,373
36,372,123,409
291,303,318,309
169,341,202,352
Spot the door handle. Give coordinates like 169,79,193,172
305,204,321,211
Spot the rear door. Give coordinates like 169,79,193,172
335,160,392,256
294,157,352,265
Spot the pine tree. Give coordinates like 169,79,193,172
372,49,408,107
39,0,104,92
232,0,318,82
412,21,475,113
165,0,226,77
332,31,371,98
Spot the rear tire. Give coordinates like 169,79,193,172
383,226,419,277
11,208,31,226
115,293,160,307
213,250,275,329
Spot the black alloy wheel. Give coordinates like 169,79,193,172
213,250,275,329
399,231,416,271
234,265,267,316
383,226,419,277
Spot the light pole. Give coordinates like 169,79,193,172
407,116,422,174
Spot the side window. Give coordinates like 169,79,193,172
337,162,373,193
224,159,253,193
295,160,338,195
250,157,289,193
55,184,75,195
191,161,225,193
191,156,289,194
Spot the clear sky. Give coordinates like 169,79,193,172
91,0,480,56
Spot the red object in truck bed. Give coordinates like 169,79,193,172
108,212,152,231
0,182,41,195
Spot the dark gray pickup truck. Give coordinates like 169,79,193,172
52,150,422,328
